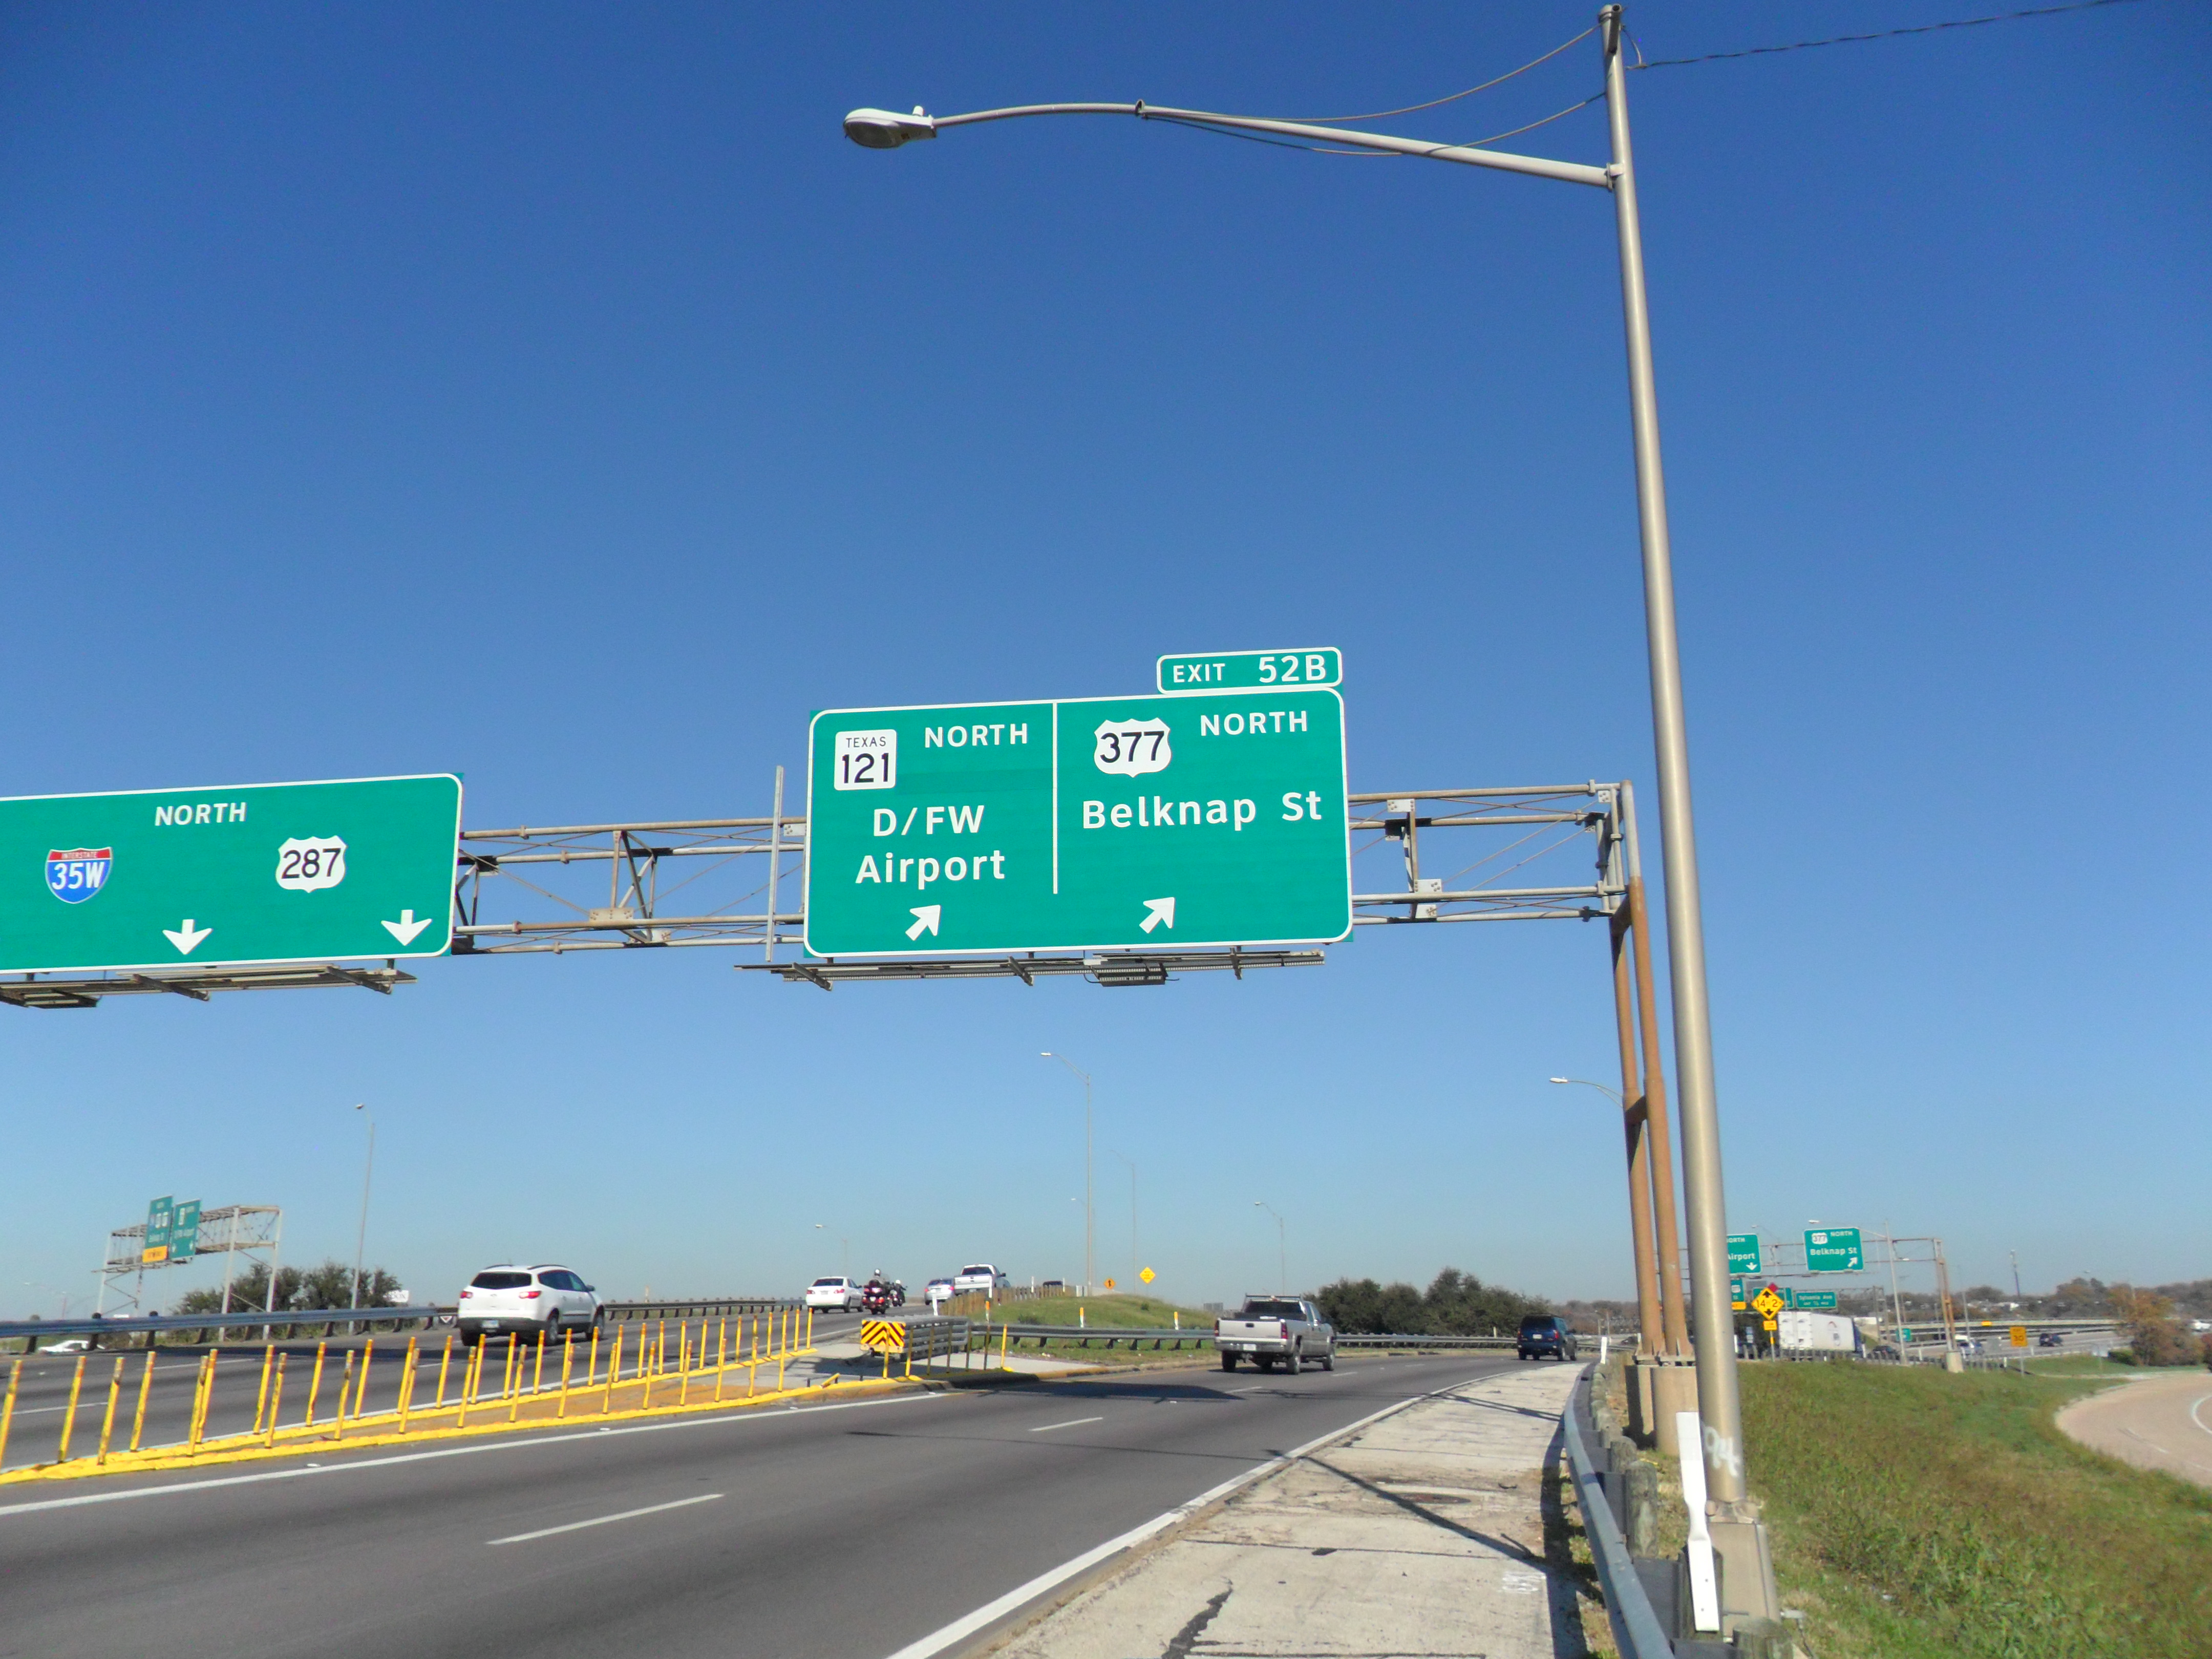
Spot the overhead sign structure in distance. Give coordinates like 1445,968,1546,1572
1157,647,1341,693
1727,1234,1762,1275
1803,1227,1864,1273
0,775,462,975
805,690,1350,958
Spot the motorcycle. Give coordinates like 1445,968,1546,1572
860,1280,895,1315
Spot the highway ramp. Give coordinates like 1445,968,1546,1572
1,1352,1515,1658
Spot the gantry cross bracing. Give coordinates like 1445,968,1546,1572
0,782,1629,1004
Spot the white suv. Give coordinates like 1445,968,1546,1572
806,1276,862,1311
457,1264,602,1345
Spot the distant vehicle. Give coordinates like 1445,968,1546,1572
952,1264,1009,1296
1518,1315,1579,1362
1215,1296,1335,1373
1039,1279,1065,1291
457,1264,601,1347
925,1278,955,1308
806,1276,862,1312
45,1338,93,1355
2037,1332,2065,1348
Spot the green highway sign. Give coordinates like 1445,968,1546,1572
1790,1289,1838,1310
1157,648,1341,693
143,1196,174,1264
1804,1226,1864,1273
171,1199,201,1263
1727,1233,1762,1275
805,690,1350,956
1730,1277,1747,1310
0,774,461,975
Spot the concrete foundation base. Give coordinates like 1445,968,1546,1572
1650,1360,1699,1457
1628,1357,1658,1444
1711,1508,1783,1631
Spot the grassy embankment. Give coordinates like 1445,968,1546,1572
1736,1360,2210,1658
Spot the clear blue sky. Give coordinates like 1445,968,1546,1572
4,3,2204,1316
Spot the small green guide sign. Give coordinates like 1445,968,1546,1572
1727,1233,1762,1275
1804,1227,1864,1272
0,774,461,974
143,1196,174,1264
805,690,1351,956
1790,1289,1838,1310
1157,648,1341,693
171,1199,201,1263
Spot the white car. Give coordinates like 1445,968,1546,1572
952,1264,1009,1296
924,1278,956,1308
806,1276,863,1311
457,1263,601,1346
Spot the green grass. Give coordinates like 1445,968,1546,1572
2024,1355,2136,1377
978,1292,1214,1329
1738,1361,2212,1658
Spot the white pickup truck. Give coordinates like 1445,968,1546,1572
1215,1296,1335,1373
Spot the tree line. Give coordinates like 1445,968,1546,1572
1315,1267,1549,1336
172,1261,402,1317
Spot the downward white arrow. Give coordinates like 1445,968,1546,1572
1140,897,1175,933
163,919,212,955
906,905,941,941
382,909,434,946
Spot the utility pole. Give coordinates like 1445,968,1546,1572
1109,1150,1137,1290
1254,1201,1286,1292
2010,1249,2022,1301
1041,1054,1095,1294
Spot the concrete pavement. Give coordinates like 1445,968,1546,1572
993,1360,1593,1658
0,1352,1516,1658
2056,1369,2212,1487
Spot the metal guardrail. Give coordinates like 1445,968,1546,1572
986,1324,1210,1349
0,1306,450,1345
1563,1368,1675,1659
1333,1333,1518,1349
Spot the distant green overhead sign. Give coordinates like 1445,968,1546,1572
0,775,461,975
1157,648,1342,693
1728,1233,1762,1275
1804,1227,1864,1273
1790,1289,1838,1310
805,690,1350,957
171,1199,201,1263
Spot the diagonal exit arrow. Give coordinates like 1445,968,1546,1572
1139,897,1175,933
906,905,941,940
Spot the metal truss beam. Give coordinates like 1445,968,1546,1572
2,779,1627,1002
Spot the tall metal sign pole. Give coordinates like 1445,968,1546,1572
840,2,1775,1624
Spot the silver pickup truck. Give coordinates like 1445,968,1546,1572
1215,1295,1335,1373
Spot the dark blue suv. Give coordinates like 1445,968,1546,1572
1518,1314,1579,1361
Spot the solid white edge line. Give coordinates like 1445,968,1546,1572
488,1492,721,1545
1028,1417,1104,1433
0,1388,945,1519
880,1376,1446,1659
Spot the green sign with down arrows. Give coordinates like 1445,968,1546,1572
804,690,1350,956
0,775,461,975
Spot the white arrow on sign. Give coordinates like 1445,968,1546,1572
381,909,434,946
1139,897,1175,933
906,905,941,941
162,919,212,955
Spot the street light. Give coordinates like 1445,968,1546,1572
1253,1201,1286,1292
351,1103,375,1310
1550,1076,1622,1105
1041,1053,1094,1295
1108,1149,1137,1291
853,17,1770,1611
815,1222,848,1280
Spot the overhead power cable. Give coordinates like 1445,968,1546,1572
1291,27,1594,124
1630,0,2154,70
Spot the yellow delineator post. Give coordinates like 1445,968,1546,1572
304,1343,329,1429
508,1339,525,1424
398,1337,420,1432
264,1355,288,1448
532,1330,548,1401
0,1358,22,1470
603,1325,623,1413
456,1345,478,1429
1000,1319,1010,1368
130,1351,158,1452
252,1345,277,1437
714,1318,728,1402
56,1355,88,1462
187,1353,214,1451
585,1326,600,1393
678,1327,692,1407
434,1335,455,1408
94,1357,126,1465
333,1353,356,1439
557,1334,575,1419
357,1339,377,1420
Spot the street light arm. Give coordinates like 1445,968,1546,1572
846,101,1611,189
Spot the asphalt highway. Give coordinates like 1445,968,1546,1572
0,1351,1519,1658
2,1312,864,1474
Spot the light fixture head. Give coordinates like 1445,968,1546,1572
1548,1077,1569,1085
844,107,937,149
